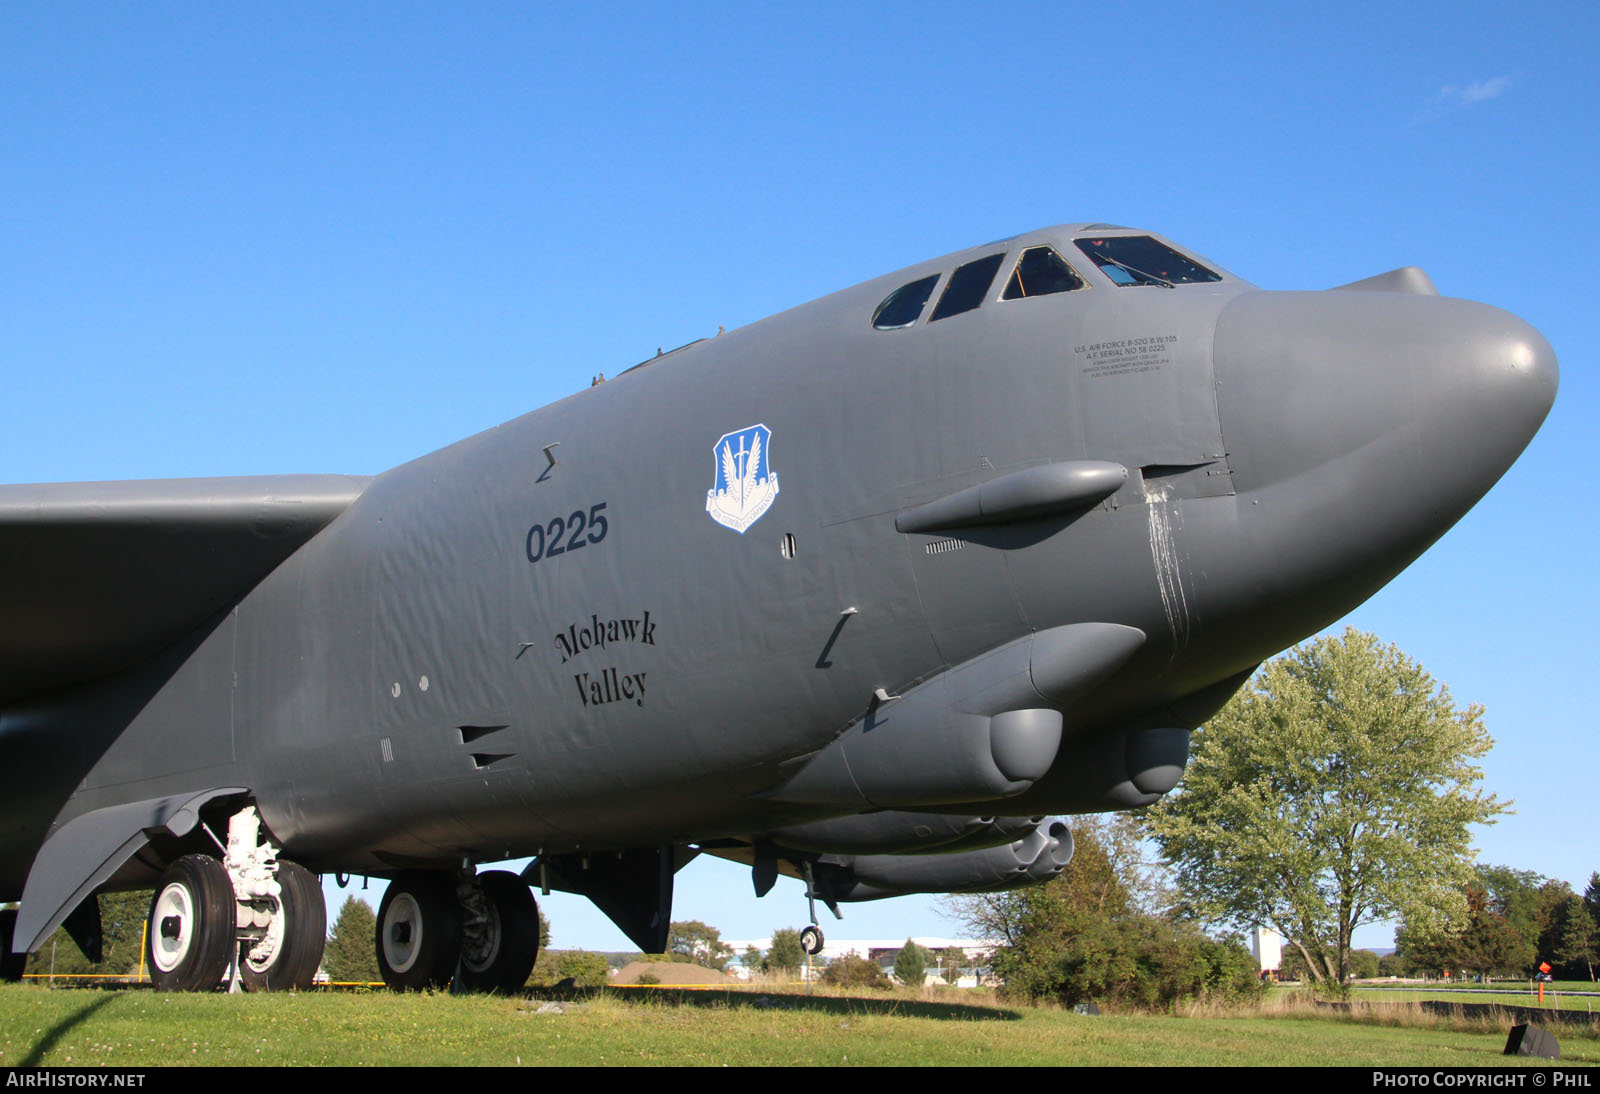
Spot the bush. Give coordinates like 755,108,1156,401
820,951,890,990
528,949,611,988
1000,915,1264,1009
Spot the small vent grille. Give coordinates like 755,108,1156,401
925,539,965,555
380,737,394,763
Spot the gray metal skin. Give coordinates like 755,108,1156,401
0,223,1558,958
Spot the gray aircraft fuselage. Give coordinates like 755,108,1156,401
0,223,1557,959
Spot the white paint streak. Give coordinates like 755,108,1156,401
1144,482,1191,653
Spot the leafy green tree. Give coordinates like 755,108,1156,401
1347,949,1381,980
948,818,1261,1008
765,928,804,976
1552,894,1598,981
944,815,1157,965
1443,886,1529,976
1475,864,1549,950
741,944,763,974
1532,880,1580,972
1147,629,1506,987
25,891,150,978
323,895,380,984
667,920,733,970
893,939,927,986
1377,951,1415,978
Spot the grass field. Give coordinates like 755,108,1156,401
2,984,1598,1067
1351,985,1600,1015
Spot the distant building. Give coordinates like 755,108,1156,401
725,935,993,985
1250,927,1282,974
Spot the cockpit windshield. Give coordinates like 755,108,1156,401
1074,236,1221,287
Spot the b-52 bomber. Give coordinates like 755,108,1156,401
0,224,1557,991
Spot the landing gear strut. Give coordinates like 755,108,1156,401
147,806,327,993
239,861,326,991
799,861,828,955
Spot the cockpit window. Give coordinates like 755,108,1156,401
872,274,940,330
1074,236,1221,287
1002,246,1086,300
930,252,1005,321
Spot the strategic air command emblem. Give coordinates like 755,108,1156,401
705,423,780,533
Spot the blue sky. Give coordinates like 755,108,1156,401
4,2,1594,951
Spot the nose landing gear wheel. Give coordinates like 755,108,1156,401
240,860,327,992
148,855,235,992
458,870,540,994
376,871,462,991
800,924,824,956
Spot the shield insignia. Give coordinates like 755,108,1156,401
705,423,780,533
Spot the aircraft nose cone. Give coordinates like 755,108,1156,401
1215,289,1557,503
1210,289,1557,633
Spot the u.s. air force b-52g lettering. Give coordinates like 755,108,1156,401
0,224,1557,991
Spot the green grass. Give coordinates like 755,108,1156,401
1351,986,1600,1014
2,984,1598,1067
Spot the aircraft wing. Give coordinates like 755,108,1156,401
0,475,369,705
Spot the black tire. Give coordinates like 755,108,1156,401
148,855,235,992
459,870,539,994
375,871,462,991
1,908,26,982
800,924,824,956
240,861,327,992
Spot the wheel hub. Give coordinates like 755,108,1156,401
150,882,196,973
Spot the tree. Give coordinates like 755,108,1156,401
25,891,151,979
1530,880,1579,966
934,946,966,984
1398,885,1526,977
666,920,733,970
1347,949,1381,980
946,818,1262,1007
1550,894,1598,981
1475,864,1549,947
1377,951,1415,978
741,944,763,975
1147,629,1506,988
893,939,927,986
323,896,380,984
765,928,805,976
944,813,1167,959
